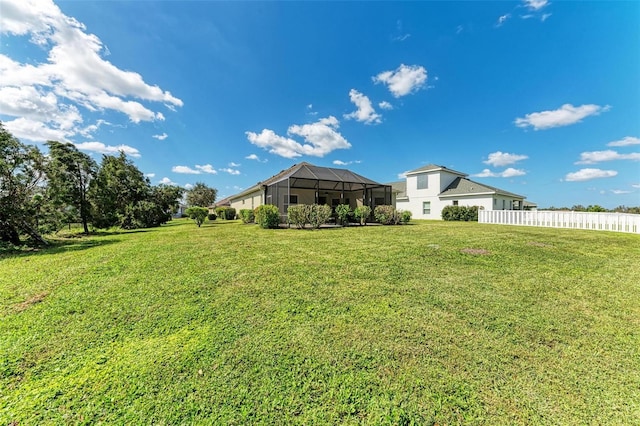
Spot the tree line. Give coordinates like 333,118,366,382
542,205,640,214
1,123,217,245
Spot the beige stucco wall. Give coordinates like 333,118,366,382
230,190,263,212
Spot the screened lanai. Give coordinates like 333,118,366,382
260,162,392,218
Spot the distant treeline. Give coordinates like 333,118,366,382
541,205,640,214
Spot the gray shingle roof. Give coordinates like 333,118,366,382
406,164,468,177
439,177,524,198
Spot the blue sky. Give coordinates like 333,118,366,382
1,0,638,208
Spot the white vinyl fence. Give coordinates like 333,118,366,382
479,210,640,234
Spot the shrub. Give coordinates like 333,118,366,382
215,206,236,220
309,204,332,229
185,206,209,227
208,213,217,221
254,204,280,229
239,209,254,224
119,201,170,229
374,205,396,225
441,205,480,221
334,204,351,226
400,210,412,224
287,204,310,229
353,205,372,225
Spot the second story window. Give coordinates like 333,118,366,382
417,174,428,189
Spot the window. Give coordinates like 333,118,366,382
374,197,385,206
417,174,428,189
423,201,431,215
289,195,298,204
502,199,506,210
453,200,458,206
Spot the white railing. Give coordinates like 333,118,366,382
479,210,640,234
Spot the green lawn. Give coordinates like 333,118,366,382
1,219,639,425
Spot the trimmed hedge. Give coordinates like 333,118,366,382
441,205,480,221
334,204,351,226
353,205,372,225
238,209,254,224
287,204,332,229
254,204,280,229
215,206,236,220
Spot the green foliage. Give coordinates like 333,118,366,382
353,205,372,225
309,204,332,229
186,182,217,208
119,201,169,229
287,204,310,228
254,204,280,229
89,152,150,228
586,205,607,212
208,213,217,221
334,203,351,226
239,209,255,224
215,206,236,220
0,123,47,245
185,206,209,227
400,210,412,224
374,205,396,225
442,205,480,221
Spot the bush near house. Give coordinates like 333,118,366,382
353,205,372,225
254,204,280,229
185,206,209,227
400,210,412,224
215,207,236,220
238,209,254,224
334,204,351,226
309,204,332,229
287,204,332,229
442,205,480,221
208,213,217,221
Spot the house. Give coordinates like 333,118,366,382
208,196,231,215
229,162,392,221
390,164,528,220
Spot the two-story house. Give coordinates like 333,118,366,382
390,164,529,220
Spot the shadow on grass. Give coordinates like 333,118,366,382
0,235,121,260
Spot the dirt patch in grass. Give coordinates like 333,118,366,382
528,241,553,248
460,248,491,256
13,292,49,313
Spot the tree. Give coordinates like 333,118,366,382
186,182,217,207
89,152,151,228
45,141,97,234
185,206,208,227
0,123,47,244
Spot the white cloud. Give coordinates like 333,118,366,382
565,168,618,182
607,136,640,147
172,165,201,174
220,168,240,175
611,189,631,195
541,13,552,22
333,160,361,166
184,183,194,190
3,117,71,142
398,171,409,179
75,141,141,157
523,0,549,11
344,89,381,124
576,150,640,164
245,154,267,163
378,101,393,110
496,14,511,27
145,173,155,178
152,133,168,140
473,168,526,178
228,162,240,167
484,151,529,167
514,103,610,130
195,164,218,174
632,184,640,189
246,116,351,159
159,177,175,185
373,64,428,98
0,0,181,141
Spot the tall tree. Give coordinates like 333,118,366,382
0,123,47,244
89,152,151,228
45,141,98,234
186,182,217,207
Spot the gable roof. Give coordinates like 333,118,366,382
405,164,468,177
388,180,407,198
439,177,525,199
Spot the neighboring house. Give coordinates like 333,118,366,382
173,203,187,218
229,162,392,221
390,164,528,220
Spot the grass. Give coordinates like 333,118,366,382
1,219,639,424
